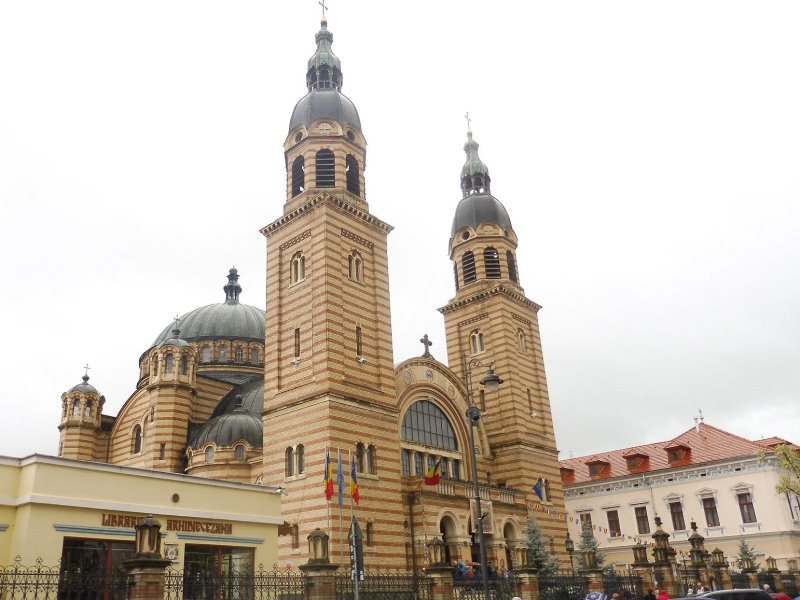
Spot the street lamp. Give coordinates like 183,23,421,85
463,358,503,600
565,533,575,573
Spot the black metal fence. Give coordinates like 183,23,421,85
537,572,589,600
452,573,520,600
781,574,798,598
336,569,432,600
0,556,127,600
730,571,751,589
757,572,775,591
164,564,306,600
603,573,643,600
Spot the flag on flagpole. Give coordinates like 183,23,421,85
350,452,360,505
336,448,344,508
533,478,544,500
323,447,334,501
424,460,441,485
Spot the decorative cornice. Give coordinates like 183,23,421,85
564,456,773,499
511,313,532,326
456,313,489,328
341,228,374,249
261,193,393,237
280,229,312,251
438,285,542,314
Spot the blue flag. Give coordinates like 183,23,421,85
533,478,544,500
336,448,345,508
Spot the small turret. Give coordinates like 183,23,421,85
58,369,106,460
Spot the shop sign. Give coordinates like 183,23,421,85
101,514,233,535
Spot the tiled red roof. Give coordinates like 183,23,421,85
559,423,788,484
754,436,798,450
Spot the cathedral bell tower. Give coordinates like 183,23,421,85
439,129,567,540
260,16,403,566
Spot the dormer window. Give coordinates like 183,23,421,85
623,452,650,473
666,444,691,465
560,467,575,484
586,459,610,479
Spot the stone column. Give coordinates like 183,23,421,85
124,516,171,600
299,529,339,600
741,558,758,590
710,548,732,590
632,545,656,593
786,560,800,592
765,557,783,593
513,547,540,600
426,538,455,600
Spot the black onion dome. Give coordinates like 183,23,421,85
68,374,99,395
190,397,263,449
289,89,362,132
151,268,265,346
451,193,513,237
289,17,361,133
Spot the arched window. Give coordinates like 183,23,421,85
132,425,142,454
205,446,215,464
290,252,306,284
453,263,459,291
152,357,158,376
180,355,188,375
251,348,260,365
291,524,300,549
401,400,458,451
165,353,174,375
470,330,485,355
356,442,365,473
285,447,295,477
234,444,245,462
201,346,211,363
517,329,527,353
234,347,243,363
316,149,335,187
297,444,305,474
346,154,360,195
84,400,92,418
462,251,476,284
367,444,377,475
72,399,81,416
291,156,305,197
219,347,227,363
348,251,363,282
484,247,501,278
507,251,518,283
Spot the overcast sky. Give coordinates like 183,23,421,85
1,1,798,461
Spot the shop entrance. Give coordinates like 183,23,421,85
182,545,255,600
59,538,135,600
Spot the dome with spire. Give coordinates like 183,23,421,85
68,374,99,395
150,268,265,347
451,131,513,236
288,18,362,133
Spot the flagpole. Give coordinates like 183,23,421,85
326,446,331,535
349,449,354,519
339,448,344,564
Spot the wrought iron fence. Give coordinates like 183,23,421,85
335,569,431,600
452,572,520,600
781,574,798,598
537,572,589,600
164,563,306,600
603,573,643,600
757,572,775,591
730,571,751,589
0,556,128,600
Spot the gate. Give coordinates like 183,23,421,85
335,569,431,600
537,573,589,600
164,564,307,600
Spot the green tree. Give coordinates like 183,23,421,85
735,539,759,570
524,517,560,576
772,444,800,495
577,524,606,570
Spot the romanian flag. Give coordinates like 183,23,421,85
323,448,334,501
424,460,441,485
350,453,360,505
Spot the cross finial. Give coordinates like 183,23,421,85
173,314,180,328
464,112,472,133
419,334,433,358
319,0,328,19
83,363,90,377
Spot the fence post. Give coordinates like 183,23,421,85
124,516,171,600
765,557,783,593
510,547,539,600
631,544,656,593
426,537,455,600
710,548,731,591
650,517,678,598
299,529,339,600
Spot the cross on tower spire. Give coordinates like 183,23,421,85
83,364,90,377
464,112,472,133
419,334,433,358
319,0,328,19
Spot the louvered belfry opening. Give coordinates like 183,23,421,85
507,250,518,283
462,251,477,284
346,154,360,195
292,156,305,197
484,247,501,278
316,149,335,187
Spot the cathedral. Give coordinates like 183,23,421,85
57,15,568,570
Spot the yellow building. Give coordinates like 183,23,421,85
56,15,569,570
0,454,280,577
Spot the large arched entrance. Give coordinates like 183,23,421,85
503,521,517,571
439,515,458,565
